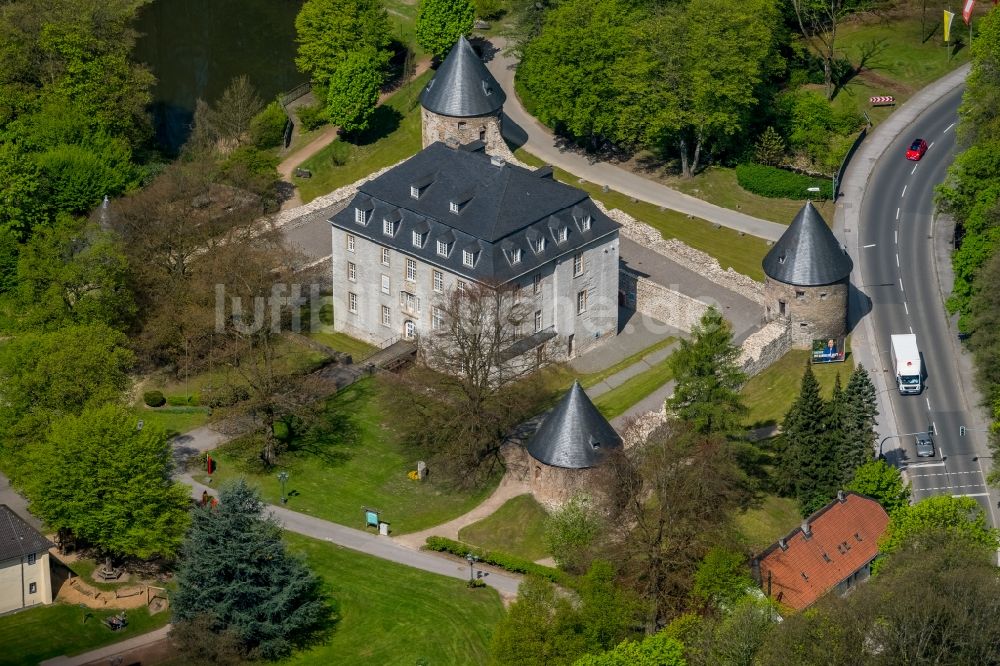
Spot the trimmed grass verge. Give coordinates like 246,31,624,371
0,603,169,666
307,329,376,360
458,494,551,562
734,494,803,553
513,149,768,280
594,356,673,420
283,533,504,665
194,379,499,535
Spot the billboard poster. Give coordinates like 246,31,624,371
811,338,846,363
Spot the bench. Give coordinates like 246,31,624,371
870,95,895,107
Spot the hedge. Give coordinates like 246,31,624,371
424,536,577,588
735,163,833,200
143,390,166,408
166,394,200,407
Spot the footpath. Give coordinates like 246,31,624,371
482,38,786,242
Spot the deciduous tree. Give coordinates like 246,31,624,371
844,459,910,516
544,494,602,574
416,0,475,61
295,0,392,87
172,480,330,660
326,48,390,135
691,548,754,613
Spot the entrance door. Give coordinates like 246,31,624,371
567,334,575,357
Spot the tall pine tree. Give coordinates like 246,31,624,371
779,364,839,516
839,365,878,477
172,480,329,661
667,307,747,436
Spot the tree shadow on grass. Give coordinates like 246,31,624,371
344,105,403,147
286,386,369,466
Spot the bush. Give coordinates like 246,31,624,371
205,385,251,409
167,394,200,407
297,103,328,131
424,536,576,587
250,101,288,149
735,163,833,199
143,390,166,408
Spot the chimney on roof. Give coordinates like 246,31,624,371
837,490,846,502
445,137,460,149
801,521,812,539
490,155,506,168
778,537,787,551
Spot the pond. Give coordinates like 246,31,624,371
133,0,307,153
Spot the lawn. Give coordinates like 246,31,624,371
594,356,673,420
0,603,169,666
194,379,500,535
668,167,835,226
295,70,432,204
741,346,854,428
543,336,677,394
282,533,504,665
458,494,551,562
308,329,376,360
513,149,769,281
734,494,802,553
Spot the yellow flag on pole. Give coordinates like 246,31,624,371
944,10,955,41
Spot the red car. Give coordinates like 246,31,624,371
906,138,928,161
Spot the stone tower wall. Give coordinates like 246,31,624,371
764,277,849,348
421,107,505,155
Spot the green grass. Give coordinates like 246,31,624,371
458,494,551,562
514,149,768,281
282,533,504,665
194,379,499,534
307,329,376,360
0,603,169,665
594,356,674,420
741,347,854,428
132,405,210,439
543,336,677,394
385,0,422,57
668,167,836,226
295,71,432,204
734,494,802,552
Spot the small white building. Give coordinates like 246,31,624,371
0,505,53,615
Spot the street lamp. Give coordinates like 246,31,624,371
879,428,935,460
466,553,477,582
278,471,289,504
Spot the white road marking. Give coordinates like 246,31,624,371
896,254,900,267
956,493,990,498
929,142,935,149
864,243,876,248
900,278,905,291
895,230,898,244
901,185,907,197
910,325,914,334
896,207,900,220
926,397,932,410
904,301,909,315
933,421,938,435
944,122,955,133
911,165,918,175
906,461,946,469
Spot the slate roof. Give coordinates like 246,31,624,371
762,201,853,286
330,142,620,284
525,381,623,469
0,505,52,562
756,492,889,610
420,36,506,117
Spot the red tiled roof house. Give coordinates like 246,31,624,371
755,491,890,611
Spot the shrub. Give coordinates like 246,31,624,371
297,103,328,131
167,394,200,407
143,390,166,408
329,140,351,167
735,163,833,199
424,536,577,587
205,385,250,409
250,101,288,149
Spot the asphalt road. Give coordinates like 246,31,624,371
859,85,996,522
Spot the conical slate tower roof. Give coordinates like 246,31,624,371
420,35,506,117
526,381,623,469
762,201,853,286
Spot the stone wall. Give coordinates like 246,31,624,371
764,277,848,348
421,108,506,156
621,268,709,333
737,319,793,378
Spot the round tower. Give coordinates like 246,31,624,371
419,36,506,155
762,201,853,348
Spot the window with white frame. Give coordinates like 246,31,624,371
400,291,418,313
533,273,541,294
381,274,390,294
559,227,568,242
534,310,542,332
28,582,36,594
347,261,357,282
437,240,450,257
533,237,545,253
346,234,356,252
457,280,466,294
449,201,460,214
27,553,36,565
432,306,444,330
406,258,417,281
381,305,391,327
576,290,588,314
348,292,358,313
573,252,584,277
355,208,367,224
383,218,394,236
462,249,476,267
433,270,443,293
581,215,592,231
410,185,419,199
412,230,424,248
381,248,390,266
511,247,522,264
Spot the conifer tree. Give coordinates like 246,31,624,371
780,364,838,516
839,365,878,476
667,307,747,436
172,480,329,661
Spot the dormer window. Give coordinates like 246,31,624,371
511,247,522,265
462,249,477,268
355,208,368,224
412,230,425,248
410,186,419,199
383,218,395,236
482,81,493,96
581,216,591,231
533,237,545,254
437,240,449,257
449,201,460,214
558,227,568,243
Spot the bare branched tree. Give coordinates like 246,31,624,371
790,0,870,100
